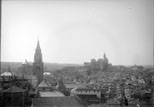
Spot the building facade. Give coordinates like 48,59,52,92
84,53,111,71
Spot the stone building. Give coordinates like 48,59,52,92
84,53,111,71
17,59,33,77
17,40,44,86
32,40,44,85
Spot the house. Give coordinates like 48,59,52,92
38,79,52,91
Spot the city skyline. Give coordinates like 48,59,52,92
1,0,153,65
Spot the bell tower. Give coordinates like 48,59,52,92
33,40,44,85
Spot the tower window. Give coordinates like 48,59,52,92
36,66,40,70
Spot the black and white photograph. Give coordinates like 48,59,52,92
0,0,154,107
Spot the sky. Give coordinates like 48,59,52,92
1,0,153,65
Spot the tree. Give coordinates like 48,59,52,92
56,79,69,96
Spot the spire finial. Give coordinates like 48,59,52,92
37,36,40,49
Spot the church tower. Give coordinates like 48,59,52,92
33,40,44,85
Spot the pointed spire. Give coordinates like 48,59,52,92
34,36,43,62
36,35,39,47
37,39,40,48
104,53,106,59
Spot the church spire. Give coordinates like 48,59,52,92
33,39,44,85
37,39,40,49
34,39,42,62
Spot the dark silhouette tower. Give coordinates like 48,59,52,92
33,40,44,85
103,53,108,71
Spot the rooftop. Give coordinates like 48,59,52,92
1,71,13,76
39,91,65,97
3,86,25,93
38,80,51,87
65,83,87,89
33,96,86,107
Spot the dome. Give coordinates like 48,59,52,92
1,71,13,76
43,72,51,75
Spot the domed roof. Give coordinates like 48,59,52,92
1,71,13,76
1,65,14,76
43,72,51,75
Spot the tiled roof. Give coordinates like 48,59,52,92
33,96,86,107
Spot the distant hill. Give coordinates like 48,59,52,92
44,62,82,71
0,62,22,74
0,62,83,74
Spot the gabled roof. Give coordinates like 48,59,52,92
38,80,51,87
33,96,86,107
3,86,25,93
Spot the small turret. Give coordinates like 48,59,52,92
103,53,107,59
103,53,108,71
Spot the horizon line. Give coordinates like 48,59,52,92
0,61,153,67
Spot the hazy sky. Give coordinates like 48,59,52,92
1,0,153,65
